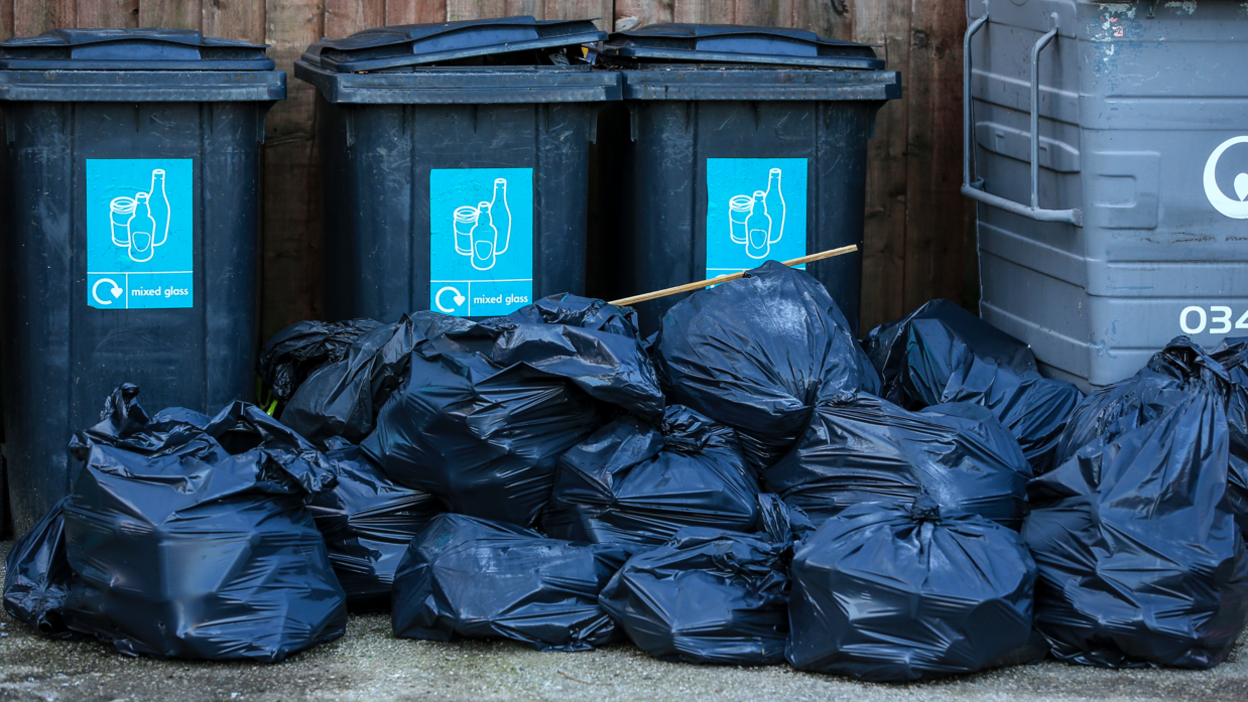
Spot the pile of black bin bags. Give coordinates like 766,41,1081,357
7,265,1248,679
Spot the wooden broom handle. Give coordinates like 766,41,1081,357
608,244,860,307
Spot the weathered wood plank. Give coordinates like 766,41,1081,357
445,0,610,30
856,0,910,330
326,0,384,37
204,0,265,42
386,0,445,25
76,0,138,28
902,0,965,314
447,0,506,21
140,0,201,30
0,1,14,41
14,0,75,36
260,0,323,338
542,0,611,29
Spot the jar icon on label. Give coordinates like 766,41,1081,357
729,194,754,245
110,196,136,246
453,206,478,256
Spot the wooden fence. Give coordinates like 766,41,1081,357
0,0,971,337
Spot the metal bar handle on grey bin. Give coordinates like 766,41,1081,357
961,1,1082,226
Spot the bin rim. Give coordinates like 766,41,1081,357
604,23,885,70
294,60,620,104
301,16,607,74
0,28,276,71
617,68,901,102
0,70,287,102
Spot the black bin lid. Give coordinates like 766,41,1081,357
301,16,607,73
604,23,884,70
0,28,275,70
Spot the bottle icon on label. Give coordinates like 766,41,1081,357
128,192,157,263
763,168,784,245
148,168,170,248
728,167,786,260
471,201,499,271
745,190,772,259
491,178,511,257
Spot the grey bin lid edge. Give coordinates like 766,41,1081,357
604,23,885,70
0,27,276,71
302,16,608,73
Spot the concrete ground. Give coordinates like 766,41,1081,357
2,541,1246,702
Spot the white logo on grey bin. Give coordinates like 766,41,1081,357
1204,136,1248,219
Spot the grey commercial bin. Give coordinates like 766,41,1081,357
295,17,619,322
0,29,284,535
965,1,1248,390
596,24,901,335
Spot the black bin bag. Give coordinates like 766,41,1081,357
765,393,1031,529
1214,337,1248,530
309,439,443,612
542,405,760,548
364,295,664,527
787,497,1042,682
1053,337,1248,536
651,261,881,472
392,513,628,651
259,318,384,405
3,497,78,639
598,527,790,666
1025,340,1248,669
281,312,473,446
60,385,348,662
863,299,1084,473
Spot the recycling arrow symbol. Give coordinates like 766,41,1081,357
436,286,466,313
92,277,124,306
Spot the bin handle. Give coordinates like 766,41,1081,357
961,2,1082,226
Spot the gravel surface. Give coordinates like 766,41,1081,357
2,540,1246,702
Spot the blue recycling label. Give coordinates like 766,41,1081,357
86,158,194,310
706,158,808,279
429,167,534,317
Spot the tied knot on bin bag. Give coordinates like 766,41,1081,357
908,493,943,523
5,383,348,662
